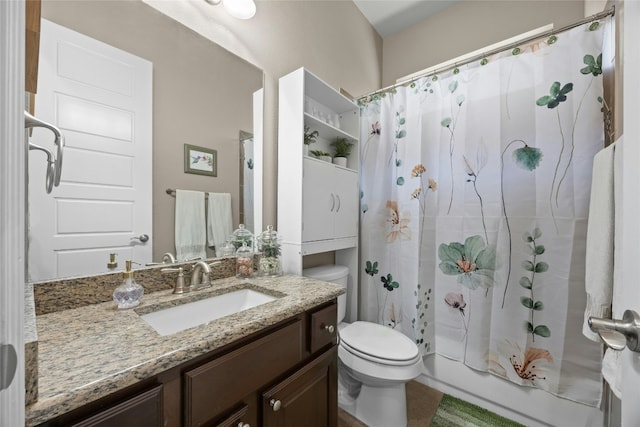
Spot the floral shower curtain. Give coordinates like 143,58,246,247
358,20,609,406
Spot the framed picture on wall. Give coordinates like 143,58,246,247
184,144,217,177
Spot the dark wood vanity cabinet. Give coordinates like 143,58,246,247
37,300,338,427
190,301,338,427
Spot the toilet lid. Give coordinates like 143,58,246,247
339,321,419,363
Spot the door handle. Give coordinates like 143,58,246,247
330,193,335,212
0,343,18,391
335,194,341,212
131,234,149,243
589,310,640,352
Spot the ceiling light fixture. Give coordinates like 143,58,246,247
204,0,256,20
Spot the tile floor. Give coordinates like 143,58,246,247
337,380,444,427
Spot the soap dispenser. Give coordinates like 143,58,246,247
113,260,144,309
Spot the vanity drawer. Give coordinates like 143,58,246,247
184,319,303,427
309,302,337,354
70,384,163,427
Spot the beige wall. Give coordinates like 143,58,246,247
144,0,384,230
382,1,585,86
41,1,264,261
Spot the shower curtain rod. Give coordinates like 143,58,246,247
358,6,614,101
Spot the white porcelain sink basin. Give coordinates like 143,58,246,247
140,289,277,336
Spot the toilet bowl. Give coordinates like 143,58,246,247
303,265,423,427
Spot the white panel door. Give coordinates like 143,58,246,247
333,167,358,239
619,0,640,424
302,158,334,242
28,19,152,281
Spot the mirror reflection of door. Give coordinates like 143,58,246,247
37,1,264,276
239,131,254,234
28,19,153,282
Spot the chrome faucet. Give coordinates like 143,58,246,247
190,261,212,289
145,252,177,266
161,252,176,264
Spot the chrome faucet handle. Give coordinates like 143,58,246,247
161,252,176,264
190,261,212,289
161,266,185,294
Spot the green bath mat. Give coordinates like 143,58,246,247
431,394,525,427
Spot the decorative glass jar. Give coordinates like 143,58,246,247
235,241,254,279
257,225,282,277
219,238,237,257
231,223,254,251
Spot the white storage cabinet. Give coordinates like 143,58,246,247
277,67,359,322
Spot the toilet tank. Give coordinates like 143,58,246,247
303,265,348,323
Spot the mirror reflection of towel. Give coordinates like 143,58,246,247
207,192,233,256
175,190,206,261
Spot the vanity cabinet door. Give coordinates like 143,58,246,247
261,346,337,427
184,319,303,427
70,384,163,427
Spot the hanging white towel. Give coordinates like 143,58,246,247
175,190,206,261
207,192,233,256
583,142,616,342
602,349,622,399
602,136,624,399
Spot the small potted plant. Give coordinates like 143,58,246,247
310,150,332,163
303,126,319,156
331,137,354,167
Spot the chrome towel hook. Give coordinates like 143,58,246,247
27,142,56,194
24,111,65,192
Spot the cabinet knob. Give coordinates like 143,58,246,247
324,324,335,334
237,423,250,427
270,398,282,412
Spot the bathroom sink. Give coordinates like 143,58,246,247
140,288,278,336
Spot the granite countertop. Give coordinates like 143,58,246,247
25,274,344,426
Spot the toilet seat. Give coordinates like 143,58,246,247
339,321,420,366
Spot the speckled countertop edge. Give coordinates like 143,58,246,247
25,275,344,426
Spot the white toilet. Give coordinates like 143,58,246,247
303,265,423,427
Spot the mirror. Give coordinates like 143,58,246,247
34,0,263,279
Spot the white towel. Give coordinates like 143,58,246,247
175,190,206,261
602,349,622,399
207,192,233,256
603,137,624,399
583,142,616,341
